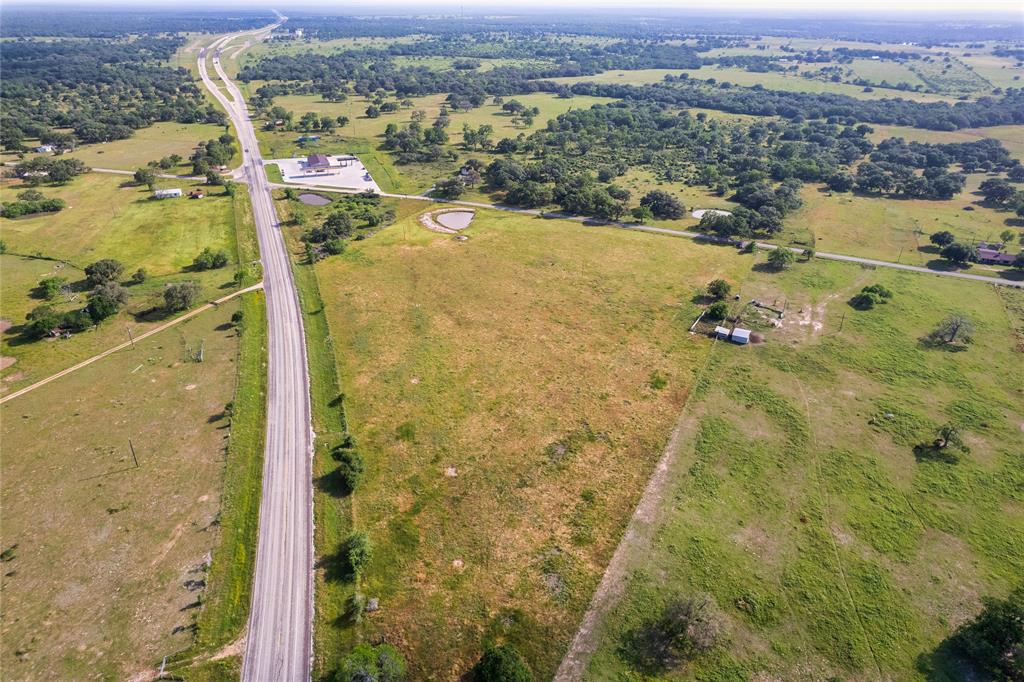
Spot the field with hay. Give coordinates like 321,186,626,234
583,255,1024,680
299,205,751,678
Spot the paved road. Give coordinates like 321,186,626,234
272,182,1024,289
199,23,316,682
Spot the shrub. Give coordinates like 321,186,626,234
766,248,796,270
130,268,147,284
164,281,202,312
706,279,731,300
38,276,66,300
335,449,365,493
193,247,230,270
850,284,893,309
706,302,729,320
342,531,372,577
337,643,405,682
472,645,532,682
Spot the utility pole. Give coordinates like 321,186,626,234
128,439,139,468
897,246,904,263
838,311,846,333
127,327,136,349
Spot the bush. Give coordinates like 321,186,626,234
164,281,202,312
849,284,893,309
766,248,795,270
130,268,147,284
472,645,532,682
706,302,729,320
193,247,230,270
334,449,365,493
337,643,405,682
38,276,66,300
342,531,372,577
84,258,124,286
706,279,731,300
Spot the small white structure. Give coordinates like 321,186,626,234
714,326,731,340
730,328,751,345
154,188,183,199
36,145,54,153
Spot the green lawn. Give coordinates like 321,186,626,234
584,256,1024,681
301,205,751,678
0,172,253,393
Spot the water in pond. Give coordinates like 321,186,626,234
298,193,331,206
436,210,475,230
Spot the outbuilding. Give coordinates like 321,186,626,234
35,144,54,153
154,188,183,199
730,328,752,344
714,326,731,340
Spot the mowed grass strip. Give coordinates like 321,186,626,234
584,256,1024,680
0,303,243,680
307,206,750,676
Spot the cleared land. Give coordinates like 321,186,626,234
546,67,957,103
582,256,1024,680
780,178,1022,278
0,172,257,393
0,122,229,172
305,206,751,678
0,303,243,680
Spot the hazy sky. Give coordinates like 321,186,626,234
5,0,1023,14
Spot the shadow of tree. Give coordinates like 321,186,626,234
913,444,961,464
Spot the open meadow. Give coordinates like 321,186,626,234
0,172,257,394
0,301,245,680
300,205,752,678
583,256,1024,680
781,176,1022,276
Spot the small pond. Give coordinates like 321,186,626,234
435,210,475,230
298,193,332,206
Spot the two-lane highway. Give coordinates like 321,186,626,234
198,24,315,682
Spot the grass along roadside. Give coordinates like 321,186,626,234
276,201,358,678
167,290,269,679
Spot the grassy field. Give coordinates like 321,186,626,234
303,205,751,678
908,57,993,95
868,123,1024,161
845,58,929,90
779,178,1022,275
956,52,1024,90
0,172,255,393
0,302,244,680
583,256,1024,680
546,67,957,103
0,122,230,172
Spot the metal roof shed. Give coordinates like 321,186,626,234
731,328,751,344
714,326,731,339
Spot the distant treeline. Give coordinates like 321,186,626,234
0,9,274,37
556,81,1024,131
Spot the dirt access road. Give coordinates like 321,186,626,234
199,19,317,682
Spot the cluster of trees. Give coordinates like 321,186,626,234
381,117,453,164
297,194,396,261
849,283,894,309
1,36,225,150
13,157,89,185
563,81,1024,132
192,247,230,271
191,135,237,176
1,188,66,218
